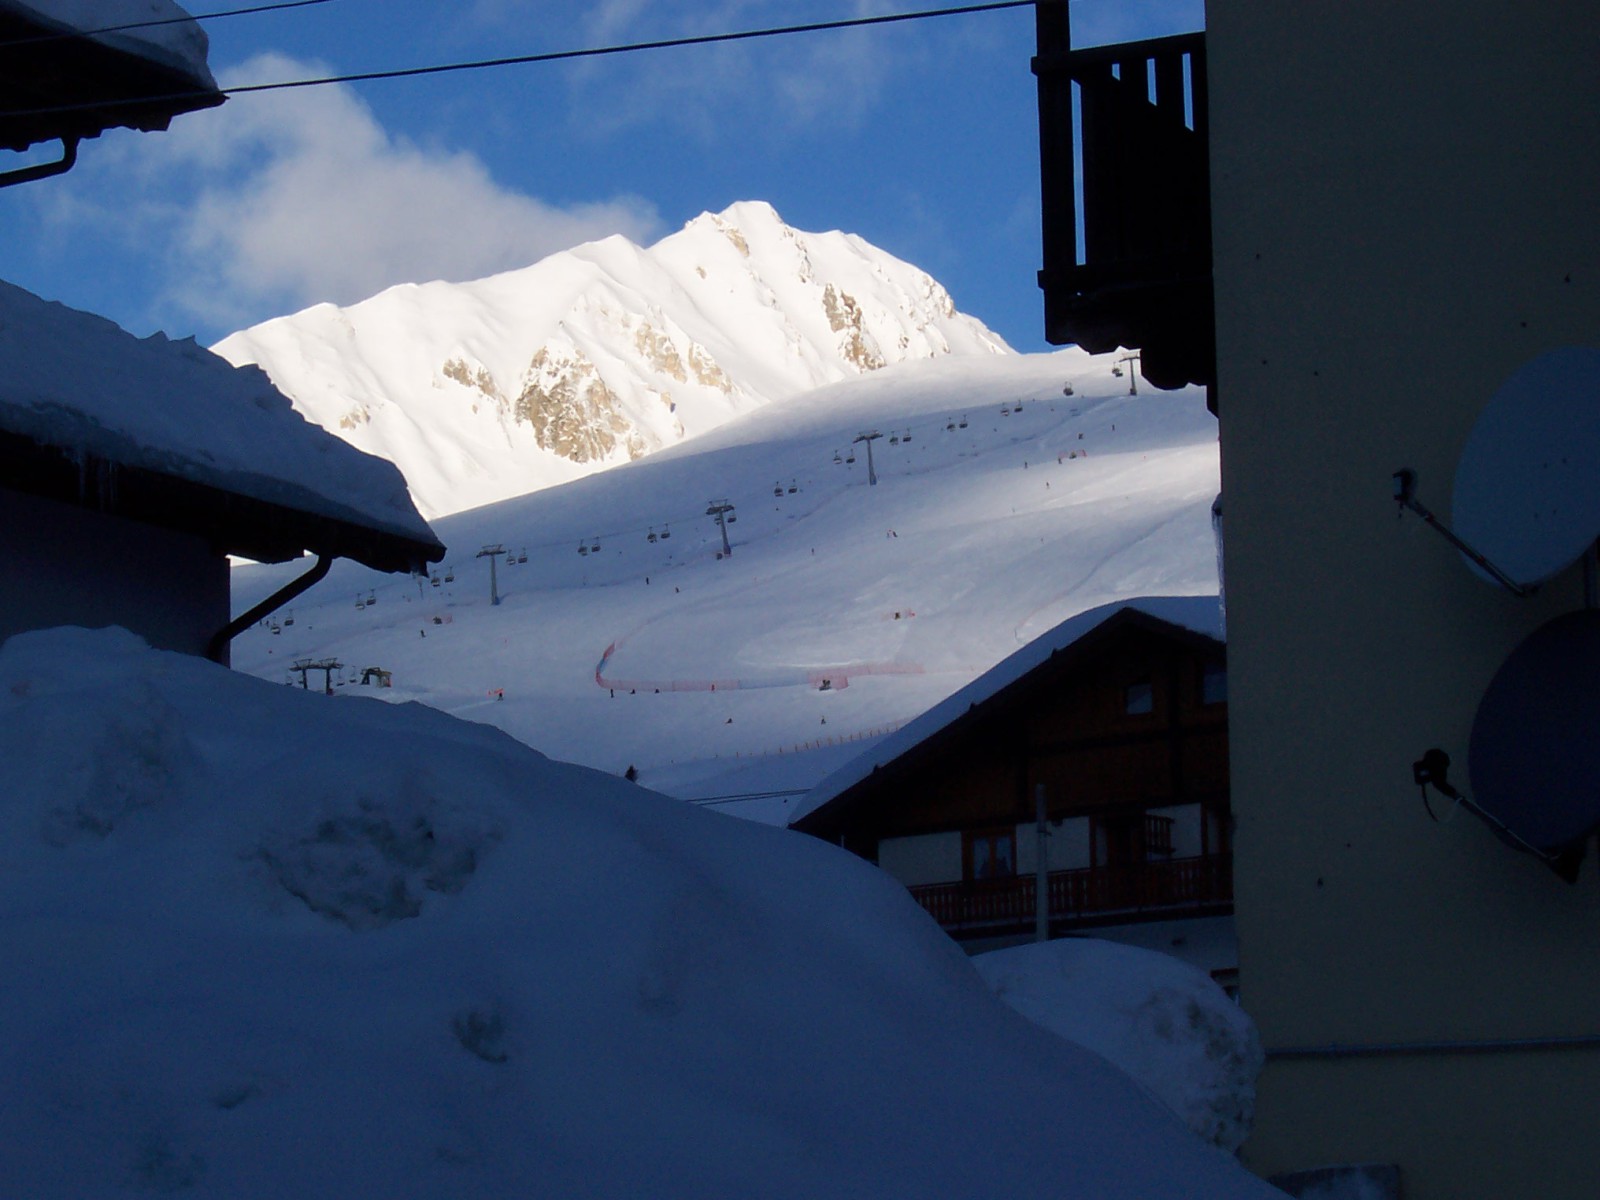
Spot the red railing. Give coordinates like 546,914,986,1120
908,853,1232,931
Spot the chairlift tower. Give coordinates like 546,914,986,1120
853,430,884,486
705,500,736,557
476,544,507,605
1117,351,1142,394
290,657,343,695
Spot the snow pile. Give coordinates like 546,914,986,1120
0,625,1278,1198
0,0,216,86
0,279,436,549
215,201,1010,519
972,938,1264,1152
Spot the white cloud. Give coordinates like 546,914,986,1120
38,54,662,332
446,1,925,142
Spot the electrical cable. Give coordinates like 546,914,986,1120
0,0,332,48
0,0,1044,118
690,789,810,806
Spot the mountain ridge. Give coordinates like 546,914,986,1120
214,202,1009,520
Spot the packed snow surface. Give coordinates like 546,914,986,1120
0,279,436,550
0,0,215,85
0,625,1278,1198
215,201,1010,519
231,348,1221,812
973,938,1264,1152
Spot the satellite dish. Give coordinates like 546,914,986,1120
1453,346,1600,588
1468,609,1600,878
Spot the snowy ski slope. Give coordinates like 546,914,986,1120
232,348,1220,813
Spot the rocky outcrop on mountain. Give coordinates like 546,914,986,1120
514,346,649,465
214,201,1010,519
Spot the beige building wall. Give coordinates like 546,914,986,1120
1206,4,1600,1196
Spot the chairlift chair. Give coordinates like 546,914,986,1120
283,613,294,626
902,431,912,442
591,539,601,553
946,421,955,431
431,575,442,587
787,481,798,493
1112,366,1124,377
1013,403,1023,413
660,525,671,539
833,451,842,463
846,453,856,464
647,529,658,543
889,434,900,445
518,550,527,564
774,484,784,497
578,543,589,556
959,417,968,428
444,569,455,582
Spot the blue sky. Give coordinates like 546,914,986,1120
0,0,1201,351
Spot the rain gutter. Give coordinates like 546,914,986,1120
207,553,332,665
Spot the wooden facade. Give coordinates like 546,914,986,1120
794,607,1229,943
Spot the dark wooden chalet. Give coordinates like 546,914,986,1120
792,598,1229,947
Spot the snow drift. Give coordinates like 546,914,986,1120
974,937,1264,1152
0,626,1276,1198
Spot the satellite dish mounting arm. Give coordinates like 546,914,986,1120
1392,469,1531,598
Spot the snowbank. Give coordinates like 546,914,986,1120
972,937,1264,1152
0,625,1278,1198
0,280,436,549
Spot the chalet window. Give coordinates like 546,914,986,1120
1124,679,1154,715
1201,663,1227,706
964,828,1017,881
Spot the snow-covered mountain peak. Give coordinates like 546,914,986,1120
213,203,1009,519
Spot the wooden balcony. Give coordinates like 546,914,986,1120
907,853,1231,935
1034,10,1213,395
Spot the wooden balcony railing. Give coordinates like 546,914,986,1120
1034,10,1213,393
907,853,1232,932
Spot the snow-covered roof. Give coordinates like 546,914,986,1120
0,280,443,571
0,0,222,154
790,595,1223,827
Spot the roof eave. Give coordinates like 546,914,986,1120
1,429,445,574
0,9,224,154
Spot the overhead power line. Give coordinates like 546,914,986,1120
0,0,332,48
0,0,1042,119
